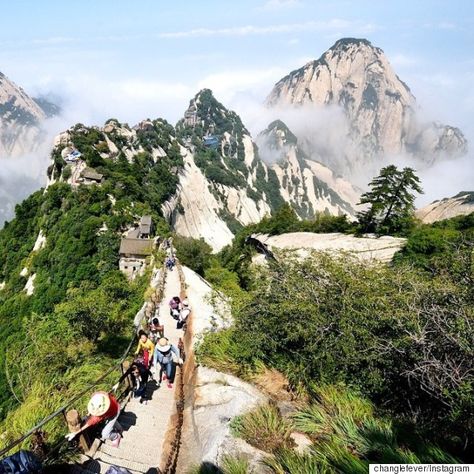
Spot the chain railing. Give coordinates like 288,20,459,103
162,258,188,473
0,335,135,460
0,254,169,464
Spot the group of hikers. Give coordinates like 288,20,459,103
63,251,190,451
164,237,176,271
1,246,185,472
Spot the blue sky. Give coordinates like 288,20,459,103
0,0,473,134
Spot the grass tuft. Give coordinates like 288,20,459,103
230,403,293,453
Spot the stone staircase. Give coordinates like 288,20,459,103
71,268,184,474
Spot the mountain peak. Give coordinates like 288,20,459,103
177,89,248,139
0,70,50,157
265,38,466,172
260,119,298,147
331,37,375,51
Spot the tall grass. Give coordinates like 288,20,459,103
292,385,458,468
187,457,249,474
263,448,332,474
230,403,293,453
221,455,250,474
262,385,459,473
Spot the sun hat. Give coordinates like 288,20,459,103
88,391,110,416
157,337,171,352
182,299,189,307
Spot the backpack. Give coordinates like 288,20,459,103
105,466,133,474
0,450,42,474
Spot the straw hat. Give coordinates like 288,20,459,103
88,391,110,416
157,337,171,352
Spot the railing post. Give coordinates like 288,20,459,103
122,360,131,390
66,409,91,452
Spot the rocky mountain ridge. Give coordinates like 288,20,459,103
416,191,474,223
266,38,467,177
0,70,57,157
49,89,359,251
258,119,359,219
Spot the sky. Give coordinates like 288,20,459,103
0,0,473,205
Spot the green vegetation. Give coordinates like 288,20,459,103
357,165,423,235
260,385,456,473
220,456,250,474
188,457,250,474
176,89,251,189
230,403,293,453
173,235,213,276
199,212,474,463
0,120,182,449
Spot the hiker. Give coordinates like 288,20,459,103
0,450,42,473
165,255,175,270
113,361,151,401
152,337,183,389
65,391,122,447
177,299,191,329
148,316,164,342
135,331,154,368
169,295,181,319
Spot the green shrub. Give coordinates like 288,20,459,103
174,235,213,276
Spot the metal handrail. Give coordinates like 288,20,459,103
0,332,137,458
0,253,168,460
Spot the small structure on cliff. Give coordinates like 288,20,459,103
79,167,104,185
119,238,154,279
119,216,156,279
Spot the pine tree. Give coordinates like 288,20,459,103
357,165,423,234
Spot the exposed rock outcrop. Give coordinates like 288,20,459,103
251,232,406,264
266,38,467,176
258,119,360,217
191,367,269,471
416,192,474,223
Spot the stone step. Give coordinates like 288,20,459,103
101,446,161,469
83,268,182,473
96,446,157,473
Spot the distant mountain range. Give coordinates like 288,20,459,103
1,38,472,240
266,38,467,178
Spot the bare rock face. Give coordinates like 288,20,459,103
266,38,467,174
416,192,474,223
0,71,50,157
257,119,360,218
186,367,270,473
251,232,406,264
164,90,362,250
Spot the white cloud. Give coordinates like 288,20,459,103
197,67,287,105
260,0,302,11
389,53,418,68
158,19,376,39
